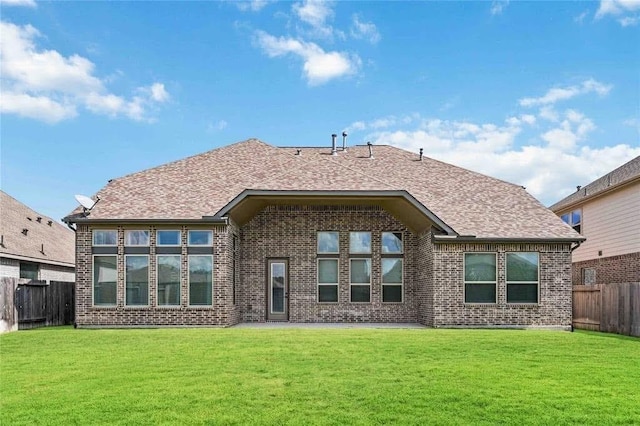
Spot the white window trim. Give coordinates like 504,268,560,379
381,231,404,254
317,258,339,303
188,230,213,246
463,252,498,304
156,254,181,307
349,258,371,303
505,252,540,304
124,255,150,307
124,230,150,247
156,230,182,247
381,257,403,303
92,254,117,307
317,231,340,254
349,231,372,254
187,255,213,307
92,229,118,247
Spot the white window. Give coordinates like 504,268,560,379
464,253,497,304
125,255,149,306
381,232,403,254
93,230,117,246
382,258,403,303
188,230,213,246
157,255,181,306
157,230,181,246
318,259,339,303
93,255,117,306
349,232,371,254
317,231,339,254
506,253,539,304
125,230,150,246
188,255,213,305
350,258,371,303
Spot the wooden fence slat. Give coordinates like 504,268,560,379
1,278,19,333
573,283,640,338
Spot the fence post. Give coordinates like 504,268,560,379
0,277,19,333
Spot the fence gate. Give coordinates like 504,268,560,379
573,283,640,337
15,281,75,330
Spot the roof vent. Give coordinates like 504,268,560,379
367,141,374,159
419,148,423,161
27,217,32,221
47,220,53,226
331,134,338,156
295,149,302,156
40,243,45,255
0,235,4,247
342,131,348,152
36,216,42,223
22,228,28,236
576,185,581,192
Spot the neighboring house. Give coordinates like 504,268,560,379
1,191,75,283
550,156,640,286
64,138,582,329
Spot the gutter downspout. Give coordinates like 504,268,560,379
570,241,582,252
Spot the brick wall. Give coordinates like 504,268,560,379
572,251,640,285
431,242,572,328
239,205,418,323
75,224,238,327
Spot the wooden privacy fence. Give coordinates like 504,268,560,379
0,278,75,331
573,283,640,337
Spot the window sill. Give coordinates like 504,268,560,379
463,303,498,307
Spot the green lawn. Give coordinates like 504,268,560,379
1,327,639,425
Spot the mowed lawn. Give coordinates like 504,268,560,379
1,328,639,425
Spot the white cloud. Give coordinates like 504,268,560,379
0,0,36,7
235,0,272,12
595,0,640,26
351,14,380,44
519,78,612,107
254,30,360,85
574,10,589,24
207,119,228,132
292,0,341,39
0,21,169,123
490,0,510,15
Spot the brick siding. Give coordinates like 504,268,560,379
572,251,640,285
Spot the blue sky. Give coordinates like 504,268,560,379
1,0,639,223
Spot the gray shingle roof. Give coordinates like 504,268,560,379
1,191,75,266
550,156,640,213
66,138,579,240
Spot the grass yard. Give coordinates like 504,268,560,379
1,328,639,425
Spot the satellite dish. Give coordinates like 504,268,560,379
75,194,98,211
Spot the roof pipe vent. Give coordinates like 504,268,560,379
47,220,53,226
40,243,45,255
22,228,28,236
331,134,338,156
576,185,581,192
419,148,423,161
295,149,302,156
342,131,348,152
367,141,374,159
36,216,42,223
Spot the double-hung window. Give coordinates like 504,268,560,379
464,253,497,303
350,232,371,303
506,253,539,304
381,231,404,302
188,255,213,305
317,232,339,302
157,255,181,306
125,255,149,306
93,255,117,306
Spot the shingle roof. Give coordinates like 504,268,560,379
1,191,75,267
66,138,579,240
550,156,640,213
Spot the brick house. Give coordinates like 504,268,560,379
550,156,639,286
64,138,582,328
1,191,75,283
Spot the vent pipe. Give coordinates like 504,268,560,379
22,228,28,236
576,185,581,192
419,148,423,161
331,134,338,156
295,149,302,156
367,141,374,159
342,131,348,151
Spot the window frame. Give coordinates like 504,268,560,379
317,258,339,303
349,257,371,303
463,252,498,304
156,230,182,247
124,230,150,247
92,229,118,247
187,254,213,306
381,231,404,254
92,254,117,307
124,254,150,307
505,252,540,304
188,230,213,246
19,261,39,280
560,209,582,234
349,231,372,254
156,254,182,307
381,257,403,303
317,231,340,254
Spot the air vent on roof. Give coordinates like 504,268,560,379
576,185,581,192
47,220,53,226
419,148,423,161
40,243,45,255
296,149,302,156
331,134,338,156
22,228,28,236
36,216,42,223
367,142,374,159
342,131,348,152
0,235,4,247
27,217,32,221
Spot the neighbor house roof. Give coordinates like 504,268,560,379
1,191,75,267
550,155,640,213
65,139,580,240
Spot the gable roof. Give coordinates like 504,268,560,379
550,155,640,213
1,191,75,267
65,139,580,240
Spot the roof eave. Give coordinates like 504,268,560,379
550,175,640,213
432,235,586,243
